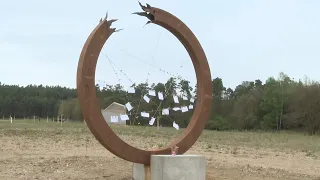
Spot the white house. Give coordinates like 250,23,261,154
101,102,127,125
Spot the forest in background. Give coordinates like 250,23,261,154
0,72,320,135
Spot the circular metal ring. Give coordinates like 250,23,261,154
77,4,212,165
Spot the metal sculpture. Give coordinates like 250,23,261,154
76,2,212,165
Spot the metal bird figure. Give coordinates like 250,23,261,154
105,19,118,28
107,19,118,24
138,1,147,11
134,1,154,23
132,12,154,21
115,28,123,32
105,11,108,20
143,21,152,27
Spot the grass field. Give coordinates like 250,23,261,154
0,119,320,180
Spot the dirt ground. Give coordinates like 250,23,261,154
0,122,320,180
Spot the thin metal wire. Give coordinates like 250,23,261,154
146,30,162,84
119,49,185,81
101,49,153,125
105,53,121,87
101,48,135,124
101,50,192,131
134,30,162,124
118,48,188,129
98,29,193,130
107,58,135,85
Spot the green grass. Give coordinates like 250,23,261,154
1,119,320,156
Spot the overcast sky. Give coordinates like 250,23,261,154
1,0,319,89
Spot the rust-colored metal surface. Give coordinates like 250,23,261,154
76,3,212,165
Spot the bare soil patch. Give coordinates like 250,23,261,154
0,121,319,179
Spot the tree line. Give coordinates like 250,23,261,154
0,72,320,135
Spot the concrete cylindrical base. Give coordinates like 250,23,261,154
133,155,206,180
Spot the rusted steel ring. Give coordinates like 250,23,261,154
76,3,212,165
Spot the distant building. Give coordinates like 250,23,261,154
101,102,127,125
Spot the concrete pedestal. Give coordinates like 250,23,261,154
133,155,206,180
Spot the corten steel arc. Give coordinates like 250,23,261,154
76,2,212,165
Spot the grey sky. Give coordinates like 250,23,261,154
1,0,319,89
